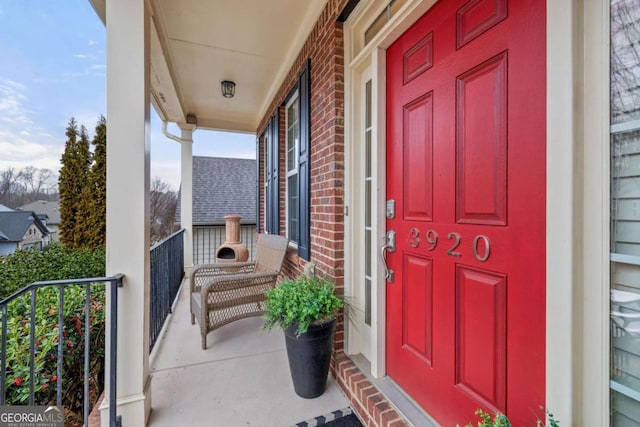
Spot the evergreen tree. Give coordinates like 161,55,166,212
58,119,91,249
78,116,107,249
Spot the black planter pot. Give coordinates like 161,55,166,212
284,318,337,399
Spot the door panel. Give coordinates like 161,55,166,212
403,93,434,221
455,265,506,410
385,0,546,425
456,52,507,225
403,253,434,365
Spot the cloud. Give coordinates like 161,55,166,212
0,77,65,173
88,39,97,47
60,64,105,79
0,79,32,126
0,130,62,172
86,64,105,76
73,53,96,60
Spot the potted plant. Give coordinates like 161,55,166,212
263,274,343,398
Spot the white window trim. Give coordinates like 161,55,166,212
285,90,300,245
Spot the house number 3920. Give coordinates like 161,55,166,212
407,229,491,262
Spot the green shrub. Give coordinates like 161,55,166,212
0,244,106,425
263,275,343,336
0,243,105,300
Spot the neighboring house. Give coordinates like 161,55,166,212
93,0,638,425
19,201,61,242
175,156,257,263
0,211,50,256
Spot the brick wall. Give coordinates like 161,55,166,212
257,0,348,325
256,1,410,426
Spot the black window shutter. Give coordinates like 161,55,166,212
297,60,311,260
264,128,272,233
256,136,260,233
270,112,280,235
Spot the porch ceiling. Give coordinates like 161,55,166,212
90,0,329,133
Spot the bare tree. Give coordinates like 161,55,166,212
0,166,58,208
0,168,22,207
19,167,57,198
150,177,179,244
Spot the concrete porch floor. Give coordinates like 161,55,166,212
147,281,350,427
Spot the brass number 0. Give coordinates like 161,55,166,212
447,232,462,257
472,235,491,262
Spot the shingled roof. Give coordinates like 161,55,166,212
19,201,61,225
0,211,50,242
176,156,256,225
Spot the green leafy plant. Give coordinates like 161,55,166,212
464,408,560,427
536,408,560,427
0,244,106,426
465,410,511,427
263,275,343,336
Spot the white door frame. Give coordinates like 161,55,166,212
343,1,609,424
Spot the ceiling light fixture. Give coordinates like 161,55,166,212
221,80,236,98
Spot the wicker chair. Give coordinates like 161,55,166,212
190,234,289,349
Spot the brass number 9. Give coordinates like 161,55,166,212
425,229,438,251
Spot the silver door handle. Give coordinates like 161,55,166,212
381,230,395,283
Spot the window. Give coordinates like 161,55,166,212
364,0,407,45
286,93,300,244
364,79,373,326
610,1,640,423
284,59,311,260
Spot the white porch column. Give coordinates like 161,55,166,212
102,0,151,426
180,125,195,270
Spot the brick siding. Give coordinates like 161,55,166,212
335,353,410,427
257,1,410,426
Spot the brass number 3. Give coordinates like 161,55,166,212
408,228,420,248
447,232,461,257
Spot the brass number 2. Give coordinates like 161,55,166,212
447,232,461,257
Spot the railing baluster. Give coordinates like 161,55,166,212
84,283,91,427
29,288,36,405
57,285,64,406
110,277,121,427
1,305,7,405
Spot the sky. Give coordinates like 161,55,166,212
0,0,256,190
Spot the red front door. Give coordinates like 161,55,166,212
385,1,545,425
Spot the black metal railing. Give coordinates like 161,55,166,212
0,275,123,427
149,229,184,352
193,224,257,264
